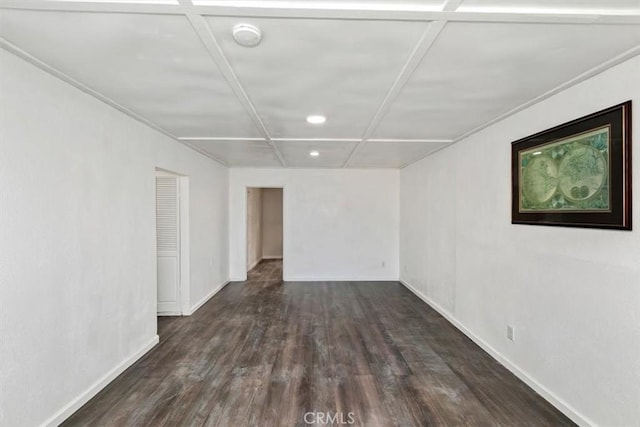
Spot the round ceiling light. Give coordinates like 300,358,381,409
232,24,262,47
309,150,320,157
306,115,326,125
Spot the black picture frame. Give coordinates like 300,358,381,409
511,101,632,230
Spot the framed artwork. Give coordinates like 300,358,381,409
511,101,632,230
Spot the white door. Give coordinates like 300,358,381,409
156,174,181,315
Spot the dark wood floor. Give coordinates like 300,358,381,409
247,258,283,281
63,260,574,426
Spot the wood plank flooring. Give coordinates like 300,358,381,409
63,260,574,426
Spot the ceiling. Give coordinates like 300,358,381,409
1,1,639,168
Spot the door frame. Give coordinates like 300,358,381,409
155,168,190,315
178,175,190,314
244,185,286,280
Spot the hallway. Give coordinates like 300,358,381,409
247,259,283,282
62,270,572,426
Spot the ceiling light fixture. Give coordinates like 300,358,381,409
232,24,262,47
309,150,320,157
306,115,326,125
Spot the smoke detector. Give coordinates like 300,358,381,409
232,24,262,47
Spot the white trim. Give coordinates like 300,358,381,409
42,335,159,427
343,20,448,167
183,14,286,166
452,46,640,145
155,168,190,316
247,257,262,271
231,165,398,169
272,138,362,143
241,185,287,279
0,1,187,14
2,7,638,171
399,279,594,427
180,137,267,142
241,186,248,277
0,38,168,136
402,46,640,169
157,310,182,316
442,0,464,12
360,20,447,140
1,1,639,24
284,276,399,282
178,176,191,315
185,280,230,315
366,138,453,144
177,141,229,166
279,185,288,279
0,40,227,167
399,143,454,168
261,256,283,260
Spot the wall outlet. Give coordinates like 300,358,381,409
507,325,515,341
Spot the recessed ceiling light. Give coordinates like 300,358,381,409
309,150,320,157
232,24,262,47
306,115,326,125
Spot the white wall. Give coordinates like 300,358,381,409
400,56,640,426
0,50,229,427
229,169,399,281
262,188,283,259
246,187,263,270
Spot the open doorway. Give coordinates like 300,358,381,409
246,187,283,281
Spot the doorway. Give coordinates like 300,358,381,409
155,169,189,316
246,187,283,281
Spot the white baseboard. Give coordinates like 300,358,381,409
247,258,261,271
231,275,398,282
185,280,230,315
43,335,159,427
399,279,593,427
231,276,397,282
262,256,283,260
284,276,399,282
157,310,182,316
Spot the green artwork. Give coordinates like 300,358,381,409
519,126,610,212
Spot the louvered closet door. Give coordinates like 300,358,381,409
156,175,181,315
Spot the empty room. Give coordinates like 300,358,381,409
0,1,638,426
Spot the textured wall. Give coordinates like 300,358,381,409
262,188,283,259
229,169,399,281
400,56,640,426
0,50,229,427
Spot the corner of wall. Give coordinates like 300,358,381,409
42,335,159,427
399,279,593,427
186,280,230,315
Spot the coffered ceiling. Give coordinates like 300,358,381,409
1,0,639,168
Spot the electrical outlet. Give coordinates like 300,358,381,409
507,325,515,341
